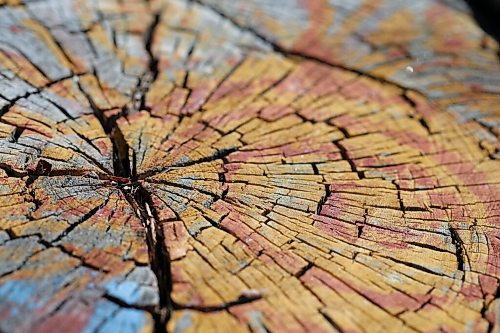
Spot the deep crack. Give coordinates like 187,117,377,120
69,11,171,332
119,182,172,333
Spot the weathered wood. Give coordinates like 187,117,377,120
0,0,498,332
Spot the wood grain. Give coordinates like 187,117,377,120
0,0,498,332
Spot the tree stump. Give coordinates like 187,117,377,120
0,0,498,332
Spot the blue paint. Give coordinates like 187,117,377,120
0,280,41,319
174,311,192,333
97,308,149,333
0,280,38,306
105,280,140,305
82,300,119,333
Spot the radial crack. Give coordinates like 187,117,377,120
120,182,172,333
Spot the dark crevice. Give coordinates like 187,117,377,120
357,208,368,238
202,215,226,232
357,224,364,238
145,13,161,83
136,12,161,113
0,163,110,182
111,127,132,179
320,311,344,333
73,13,171,332
103,293,157,313
75,81,114,134
258,69,292,97
138,146,240,180
418,118,432,135
316,184,330,215
378,255,445,277
330,124,357,178
7,127,24,143
403,206,430,212
181,43,195,90
332,140,364,179
181,71,190,90
47,99,76,120
407,241,451,253
131,149,138,180
121,183,172,333
311,163,319,175
64,132,112,174
411,295,433,313
401,91,416,108
393,180,405,215
145,178,219,201
218,169,226,184
0,162,28,178
449,227,465,276
174,293,262,313
0,118,48,140
295,261,313,278
76,80,132,178
401,91,435,136
0,73,82,118
51,199,109,244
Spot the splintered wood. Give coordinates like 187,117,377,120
0,0,498,332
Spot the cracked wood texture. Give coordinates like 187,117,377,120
0,0,499,332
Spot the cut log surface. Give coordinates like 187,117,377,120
0,0,499,332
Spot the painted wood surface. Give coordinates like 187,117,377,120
0,0,498,332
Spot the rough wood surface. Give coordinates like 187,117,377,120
0,0,499,332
